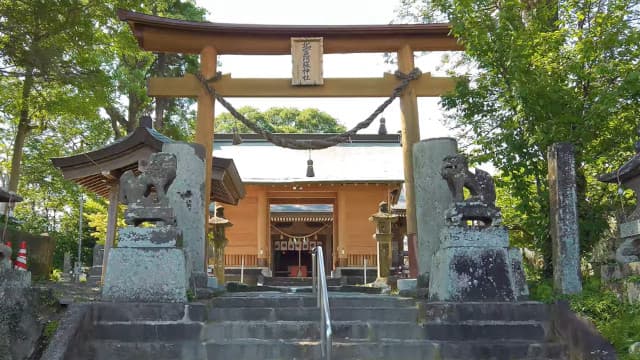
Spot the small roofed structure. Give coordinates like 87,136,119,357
598,127,640,221
51,116,245,280
51,117,244,204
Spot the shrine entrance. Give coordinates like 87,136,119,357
270,203,333,277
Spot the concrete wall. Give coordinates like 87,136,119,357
4,230,55,278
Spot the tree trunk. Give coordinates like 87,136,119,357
8,70,34,193
154,53,168,130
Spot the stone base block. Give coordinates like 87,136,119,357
0,269,31,288
429,226,525,302
102,248,187,302
601,264,623,284
621,219,640,239
440,225,509,248
623,261,640,276
118,226,181,248
626,280,640,304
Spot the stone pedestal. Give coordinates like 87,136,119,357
413,138,457,279
164,143,208,289
102,248,187,302
102,224,187,302
429,226,528,301
548,142,582,294
376,235,392,280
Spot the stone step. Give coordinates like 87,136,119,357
91,302,206,322
92,322,203,342
421,301,551,322
263,276,342,287
203,320,549,342
204,339,568,360
204,320,422,341
207,306,418,322
90,340,206,360
208,294,416,308
422,321,550,341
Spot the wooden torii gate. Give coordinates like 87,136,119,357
117,9,462,274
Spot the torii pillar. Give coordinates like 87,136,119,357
398,45,421,277
196,46,217,236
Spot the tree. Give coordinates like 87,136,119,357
402,0,640,273
215,106,347,134
0,0,108,192
101,0,206,139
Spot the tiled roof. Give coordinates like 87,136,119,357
213,134,404,184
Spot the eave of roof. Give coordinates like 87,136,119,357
117,9,462,55
51,124,245,205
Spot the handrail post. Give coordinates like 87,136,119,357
314,246,332,359
312,251,317,297
240,255,244,284
364,258,367,284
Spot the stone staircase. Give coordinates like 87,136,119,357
53,293,568,360
262,276,342,287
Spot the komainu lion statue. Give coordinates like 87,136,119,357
440,154,496,207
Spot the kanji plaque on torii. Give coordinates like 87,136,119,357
291,37,323,85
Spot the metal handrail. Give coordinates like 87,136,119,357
312,246,332,360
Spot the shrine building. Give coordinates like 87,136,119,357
213,133,406,278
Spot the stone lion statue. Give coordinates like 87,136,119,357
440,154,496,207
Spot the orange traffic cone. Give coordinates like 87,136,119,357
14,241,27,271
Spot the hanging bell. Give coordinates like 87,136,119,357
378,117,387,135
232,126,243,145
306,159,315,177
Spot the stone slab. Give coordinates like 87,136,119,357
620,219,640,239
117,226,180,248
413,138,458,277
509,248,529,300
439,225,510,249
164,143,207,288
548,142,582,294
102,248,187,302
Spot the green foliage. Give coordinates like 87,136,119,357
529,277,640,358
49,269,62,282
404,0,640,271
215,106,347,134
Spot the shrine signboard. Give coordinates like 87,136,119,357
291,37,323,86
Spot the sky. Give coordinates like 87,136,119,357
193,0,455,139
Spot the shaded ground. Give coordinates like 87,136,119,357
33,278,102,304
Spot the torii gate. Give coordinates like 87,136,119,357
117,9,462,275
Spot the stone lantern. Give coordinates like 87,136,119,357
209,204,233,284
369,201,398,282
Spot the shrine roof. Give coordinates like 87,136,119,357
51,120,245,205
117,9,461,55
213,133,403,184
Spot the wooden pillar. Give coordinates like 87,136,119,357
197,46,217,253
337,190,347,267
397,44,421,275
257,190,268,267
101,182,119,283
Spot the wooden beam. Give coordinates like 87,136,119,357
118,10,462,55
148,73,456,98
